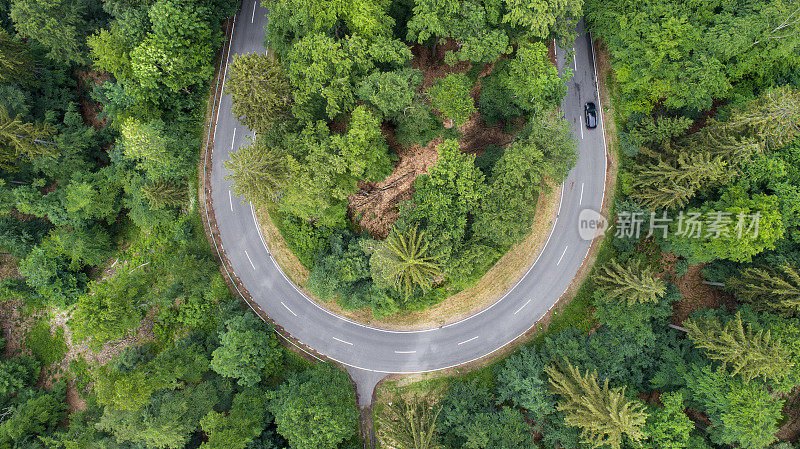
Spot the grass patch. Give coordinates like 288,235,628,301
26,321,68,366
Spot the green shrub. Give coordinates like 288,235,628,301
26,321,68,366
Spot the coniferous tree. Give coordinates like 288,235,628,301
142,181,186,210
545,359,648,449
630,152,727,210
595,259,666,306
224,135,288,205
0,29,33,83
727,264,800,315
226,53,292,134
684,312,793,382
0,107,56,170
379,396,443,449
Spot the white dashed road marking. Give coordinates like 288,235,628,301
281,301,297,317
229,190,233,211
579,183,584,205
557,246,568,266
394,350,417,354
333,337,353,346
514,299,532,315
458,336,479,346
244,250,256,270
231,127,237,150
251,0,257,23
579,115,584,139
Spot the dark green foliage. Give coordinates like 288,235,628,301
393,99,445,148
478,74,522,126
25,321,67,366
211,314,284,387
438,382,535,449
309,230,398,316
268,363,359,449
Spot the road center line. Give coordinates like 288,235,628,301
244,250,256,270
394,350,417,354
557,246,568,266
514,299,532,315
281,301,297,317
579,183,584,205
231,127,237,150
579,115,584,139
573,47,577,71
333,337,353,346
251,0,257,23
457,336,479,345
228,190,233,211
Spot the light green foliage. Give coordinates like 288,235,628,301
357,69,423,118
142,180,187,210
378,396,442,449
200,387,270,449
265,0,395,58
408,139,486,263
546,360,649,449
498,41,570,114
370,227,442,300
98,381,219,449
25,321,68,366
10,0,88,64
211,314,284,386
586,0,800,120
71,270,148,348
728,263,800,315
280,108,392,227
595,259,667,306
225,135,288,205
95,342,210,411
426,73,475,128
666,187,784,263
685,312,793,383
630,152,728,210
716,85,800,150
268,363,359,449
475,112,576,246
119,118,196,181
130,0,218,93
287,33,411,120
226,53,292,134
644,392,693,449
502,0,584,42
685,365,783,449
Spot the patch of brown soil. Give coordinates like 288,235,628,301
349,140,439,238
411,40,472,89
671,262,737,324
75,68,110,131
777,387,800,442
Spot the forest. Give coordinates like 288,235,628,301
0,0,362,448
375,1,800,449
225,0,582,315
0,0,799,448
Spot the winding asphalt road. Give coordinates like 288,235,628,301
205,1,608,404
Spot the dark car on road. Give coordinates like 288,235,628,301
585,102,597,129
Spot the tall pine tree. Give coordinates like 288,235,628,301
595,259,666,305
545,359,648,449
684,312,793,382
728,264,800,315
